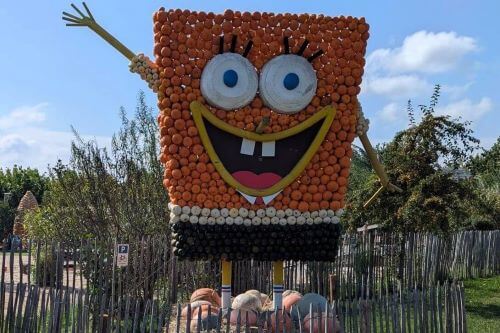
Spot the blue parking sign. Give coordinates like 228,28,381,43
116,244,130,267
118,244,129,254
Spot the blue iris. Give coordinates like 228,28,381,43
283,73,299,90
223,69,238,87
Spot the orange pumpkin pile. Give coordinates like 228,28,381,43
153,8,369,212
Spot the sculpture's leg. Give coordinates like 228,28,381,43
273,261,284,310
221,260,232,309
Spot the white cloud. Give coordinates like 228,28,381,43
441,82,474,100
362,74,431,99
0,103,47,129
435,97,492,122
374,97,493,130
0,103,110,171
378,103,405,122
367,31,478,74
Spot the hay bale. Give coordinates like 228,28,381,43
17,191,38,211
13,191,38,239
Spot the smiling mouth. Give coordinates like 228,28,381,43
190,101,336,198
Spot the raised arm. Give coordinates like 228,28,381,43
62,2,159,91
356,104,403,207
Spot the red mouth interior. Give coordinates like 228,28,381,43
232,171,282,190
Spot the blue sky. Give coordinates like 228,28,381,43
0,0,498,170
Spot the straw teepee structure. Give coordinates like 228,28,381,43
13,191,39,238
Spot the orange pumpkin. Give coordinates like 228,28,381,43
283,293,302,311
303,312,341,333
190,288,221,307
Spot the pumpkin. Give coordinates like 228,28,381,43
270,310,293,333
283,292,302,311
190,305,220,331
181,300,212,318
232,293,262,311
260,293,272,310
282,290,302,298
229,309,258,326
244,289,262,301
303,312,342,333
190,288,221,307
295,293,328,320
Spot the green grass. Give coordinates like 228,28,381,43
464,275,500,333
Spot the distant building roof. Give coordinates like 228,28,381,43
443,167,472,181
357,224,380,232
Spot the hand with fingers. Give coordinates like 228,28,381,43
63,2,159,90
62,2,135,60
62,2,95,28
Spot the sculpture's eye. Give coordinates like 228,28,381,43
201,53,258,111
259,54,317,114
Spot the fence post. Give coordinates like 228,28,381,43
329,274,336,302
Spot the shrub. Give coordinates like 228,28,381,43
33,248,63,288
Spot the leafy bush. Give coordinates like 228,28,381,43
25,92,169,247
23,207,58,241
344,85,493,233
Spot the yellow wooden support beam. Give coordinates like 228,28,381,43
221,260,232,285
273,261,284,285
359,132,403,207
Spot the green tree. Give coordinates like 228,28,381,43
469,137,500,176
346,85,484,233
24,92,169,246
466,138,500,228
0,166,48,236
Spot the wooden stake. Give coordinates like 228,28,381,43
359,132,403,207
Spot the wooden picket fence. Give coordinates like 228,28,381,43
173,230,499,300
0,281,467,332
0,230,497,332
2,231,498,302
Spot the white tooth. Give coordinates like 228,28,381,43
237,190,257,204
263,190,282,205
262,141,275,157
240,138,256,155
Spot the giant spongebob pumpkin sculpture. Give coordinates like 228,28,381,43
63,3,401,309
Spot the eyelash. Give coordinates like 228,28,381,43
218,35,254,58
217,35,324,62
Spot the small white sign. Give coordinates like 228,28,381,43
116,244,129,267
